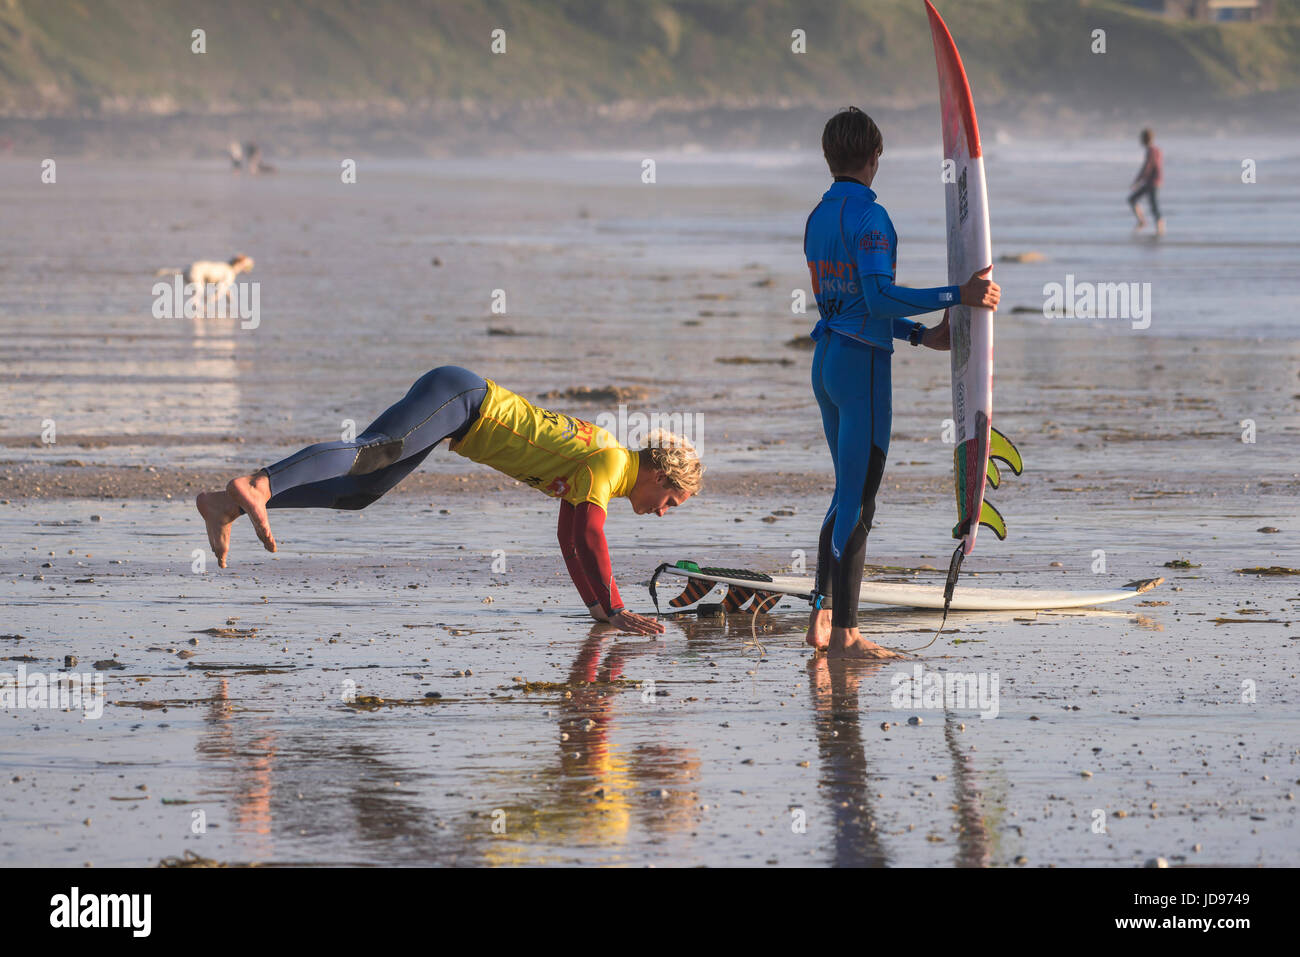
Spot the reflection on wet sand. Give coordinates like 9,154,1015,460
484,632,702,865
807,657,890,867
196,678,274,860
182,631,709,865
195,676,454,864
942,712,991,868
807,652,993,867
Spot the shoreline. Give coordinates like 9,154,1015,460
4,90,1299,160
3,460,1298,506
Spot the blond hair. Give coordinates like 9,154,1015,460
640,429,704,495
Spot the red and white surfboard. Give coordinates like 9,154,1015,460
925,0,1019,555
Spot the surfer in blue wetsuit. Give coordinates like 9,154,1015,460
804,107,1000,659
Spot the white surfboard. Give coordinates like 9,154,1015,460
926,0,1017,556
649,562,1164,614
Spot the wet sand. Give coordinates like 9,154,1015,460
2,484,1297,866
1,147,1298,866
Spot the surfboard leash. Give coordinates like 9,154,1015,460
647,562,671,617
896,544,964,654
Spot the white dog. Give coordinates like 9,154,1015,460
157,254,254,316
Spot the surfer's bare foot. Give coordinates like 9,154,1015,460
1155,218,1166,237
1133,210,1147,230
227,471,276,554
195,489,242,568
805,608,832,650
826,626,905,660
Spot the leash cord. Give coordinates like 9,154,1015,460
895,544,964,654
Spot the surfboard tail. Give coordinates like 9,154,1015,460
953,428,1023,546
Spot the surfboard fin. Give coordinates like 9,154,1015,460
651,561,715,615
989,427,1023,476
670,578,716,609
977,500,1007,540
721,584,754,612
721,585,785,614
985,457,1001,489
958,500,1008,540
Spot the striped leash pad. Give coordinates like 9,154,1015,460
696,566,775,583
648,562,779,615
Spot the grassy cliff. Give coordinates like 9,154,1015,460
3,0,1300,116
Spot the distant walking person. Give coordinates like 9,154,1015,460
1128,128,1164,236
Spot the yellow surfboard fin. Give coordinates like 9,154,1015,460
978,500,1007,540
986,457,1001,489
989,427,1023,476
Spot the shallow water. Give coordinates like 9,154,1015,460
1,142,1298,866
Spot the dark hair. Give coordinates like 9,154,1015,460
822,107,883,175
1140,127,1154,146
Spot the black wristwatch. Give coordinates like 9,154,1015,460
908,323,926,347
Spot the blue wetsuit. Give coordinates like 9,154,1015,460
262,366,487,510
805,177,959,627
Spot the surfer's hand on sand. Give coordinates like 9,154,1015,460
922,309,951,351
960,265,1000,310
610,610,664,636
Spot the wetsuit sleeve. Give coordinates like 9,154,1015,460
863,270,960,323
557,500,624,616
893,315,925,342
557,502,601,608
856,207,959,323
